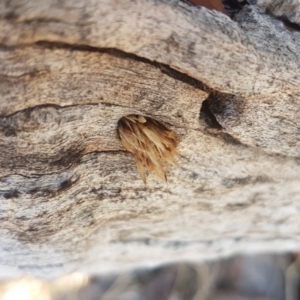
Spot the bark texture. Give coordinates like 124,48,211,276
1,0,300,279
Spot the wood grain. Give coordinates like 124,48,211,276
1,0,300,280
1,0,300,96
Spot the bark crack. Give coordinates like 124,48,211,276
35,41,211,93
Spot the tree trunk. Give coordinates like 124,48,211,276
1,0,300,285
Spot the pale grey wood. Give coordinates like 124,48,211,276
0,0,300,281
1,0,300,96
0,46,204,176
258,0,300,24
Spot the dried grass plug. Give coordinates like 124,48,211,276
117,115,179,183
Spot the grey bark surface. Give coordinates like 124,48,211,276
1,0,300,280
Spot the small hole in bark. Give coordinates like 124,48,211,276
200,96,223,129
117,115,179,183
271,14,300,32
222,0,249,17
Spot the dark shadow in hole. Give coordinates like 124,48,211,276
222,0,250,18
200,94,223,130
271,14,300,32
200,93,243,145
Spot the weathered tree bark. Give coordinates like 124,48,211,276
1,0,300,281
